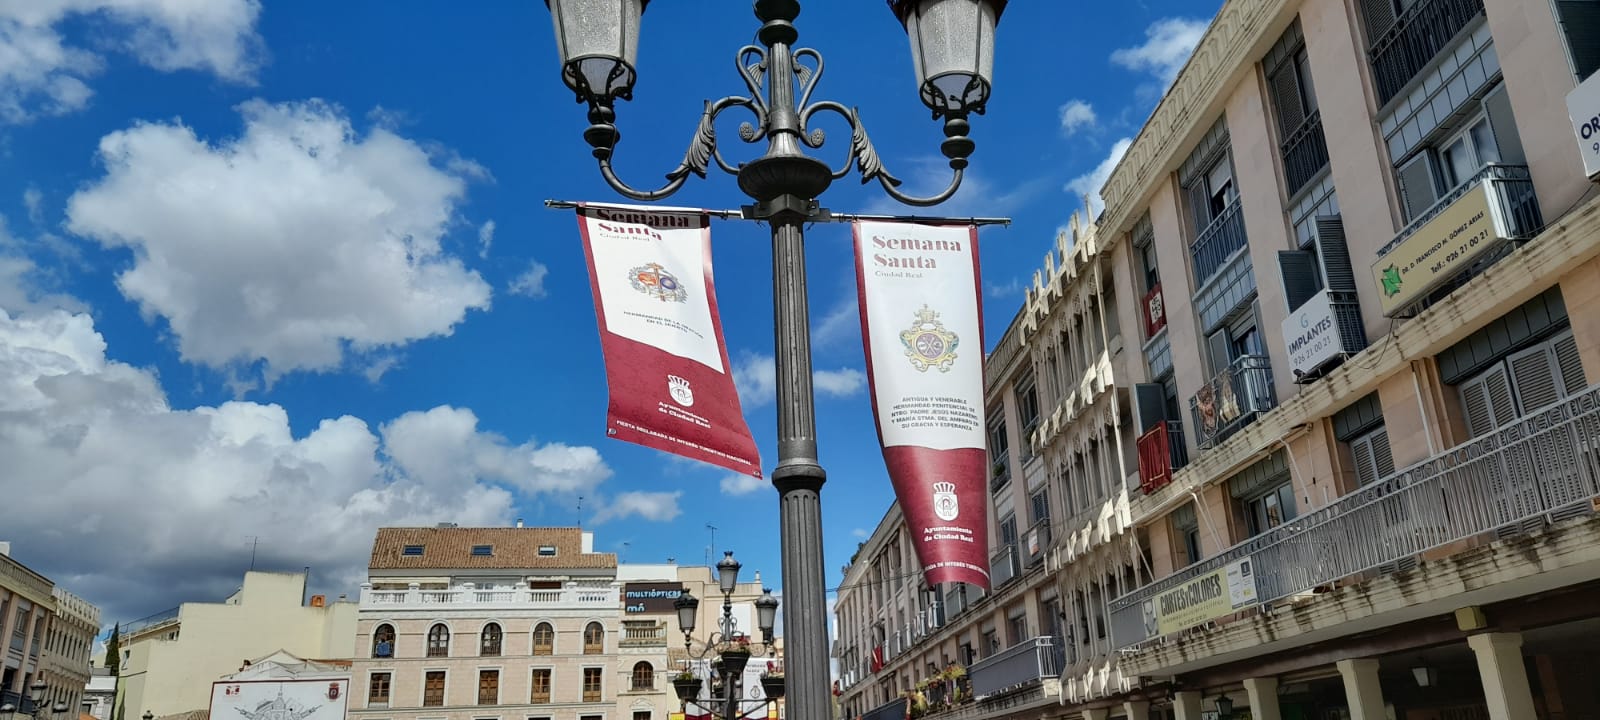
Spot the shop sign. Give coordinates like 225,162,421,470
1281,289,1343,376
1371,182,1507,316
1567,70,1600,179
623,582,685,614
1140,558,1258,637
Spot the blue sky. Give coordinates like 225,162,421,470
0,1,1214,626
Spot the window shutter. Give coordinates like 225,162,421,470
1134,383,1168,432
1188,180,1214,232
1352,433,1380,486
1508,344,1562,414
1279,250,1321,313
1270,65,1306,137
1553,331,1588,397
1557,1,1600,81
1206,329,1234,375
1359,0,1398,44
1460,364,1514,438
1482,84,1527,166
1396,154,1439,223
1370,428,1395,478
1312,217,1358,294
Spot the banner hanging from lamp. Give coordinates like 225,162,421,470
576,204,762,478
854,220,990,591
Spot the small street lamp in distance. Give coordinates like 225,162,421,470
536,5,1005,720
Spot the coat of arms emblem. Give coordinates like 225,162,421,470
932,481,959,521
327,684,340,701
668,375,695,407
900,305,959,372
629,262,688,303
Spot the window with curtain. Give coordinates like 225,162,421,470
480,623,502,656
427,624,450,658
372,624,394,658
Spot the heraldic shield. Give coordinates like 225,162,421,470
900,305,960,373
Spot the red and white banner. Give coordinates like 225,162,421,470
577,204,762,478
854,221,990,591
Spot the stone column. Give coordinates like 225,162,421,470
1243,678,1282,720
1173,691,1204,720
1124,699,1151,720
1336,658,1387,720
1468,633,1538,720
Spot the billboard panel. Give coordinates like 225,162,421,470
211,679,349,720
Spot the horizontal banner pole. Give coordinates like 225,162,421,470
544,199,1012,227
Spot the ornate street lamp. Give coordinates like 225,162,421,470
669,552,781,720
542,6,1004,720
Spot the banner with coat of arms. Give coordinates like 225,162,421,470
576,204,762,478
853,221,990,591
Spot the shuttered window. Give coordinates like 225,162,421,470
1460,364,1517,438
1350,427,1395,486
1279,250,1320,313
1555,333,1587,396
1396,153,1438,223
1458,330,1589,438
1359,0,1399,44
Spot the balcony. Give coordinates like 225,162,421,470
1369,0,1485,104
990,451,1011,493
122,607,180,637
360,584,619,610
621,621,668,648
1189,355,1276,450
1142,284,1167,338
1112,384,1600,648
1137,421,1189,494
990,545,1019,589
1023,520,1052,569
863,697,908,720
1189,199,1248,289
1374,165,1543,317
968,636,1060,699
1280,111,1329,197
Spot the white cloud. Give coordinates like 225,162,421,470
987,277,1024,300
813,299,860,349
0,303,610,622
720,473,765,497
735,353,865,406
22,188,42,224
478,220,495,259
593,491,682,524
65,99,493,381
363,355,401,384
851,528,869,539
1058,100,1097,136
1111,18,1209,85
1065,138,1133,215
0,0,263,123
509,261,549,299
813,368,865,397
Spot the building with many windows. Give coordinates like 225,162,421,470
1,544,60,714
349,526,780,720
837,0,1600,718
42,587,99,719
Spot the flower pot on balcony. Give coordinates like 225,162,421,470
718,649,752,676
761,676,786,699
672,678,702,702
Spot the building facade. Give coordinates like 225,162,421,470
43,587,99,719
349,527,782,720
838,1,1600,719
116,571,358,720
1,545,58,713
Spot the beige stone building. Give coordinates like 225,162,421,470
1,545,58,714
42,587,99,719
116,571,357,720
350,527,781,720
838,1,1600,719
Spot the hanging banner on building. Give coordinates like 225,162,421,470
1139,557,1258,638
577,204,762,478
854,221,990,591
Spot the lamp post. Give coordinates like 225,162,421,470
672,552,783,720
539,5,1005,720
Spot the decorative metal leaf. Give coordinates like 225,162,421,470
850,109,902,188
668,102,718,181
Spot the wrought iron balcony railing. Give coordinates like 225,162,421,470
1189,199,1248,289
1280,111,1329,197
1378,165,1543,259
1189,355,1277,450
1368,0,1486,104
968,636,1061,699
1112,384,1600,648
1137,421,1190,494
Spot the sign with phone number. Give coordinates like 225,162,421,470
1371,181,1507,317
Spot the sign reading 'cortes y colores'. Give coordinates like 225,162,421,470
1141,558,1258,637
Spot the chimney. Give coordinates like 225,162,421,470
515,518,524,528
310,595,326,608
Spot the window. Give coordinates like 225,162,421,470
1204,156,1237,222
427,624,450,658
532,623,554,656
368,673,391,708
583,622,605,654
471,545,494,557
1171,503,1202,566
583,667,604,702
1459,331,1587,438
372,624,395,658
423,671,446,707
537,546,558,557
402,545,425,556
635,712,652,720
1139,242,1160,294
1030,488,1050,528
1246,482,1298,536
999,515,1017,550
631,662,654,692
1555,0,1600,80
1006,611,1028,647
1439,116,1501,191
1017,378,1040,433
987,414,1009,481
530,669,552,704
1395,84,1525,222
1349,427,1395,487
981,629,1001,657
478,670,499,705
480,623,502,656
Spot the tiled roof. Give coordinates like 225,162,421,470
369,527,616,570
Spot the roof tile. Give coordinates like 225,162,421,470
369,527,616,570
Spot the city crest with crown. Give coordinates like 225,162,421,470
900,305,960,373
932,481,960,522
